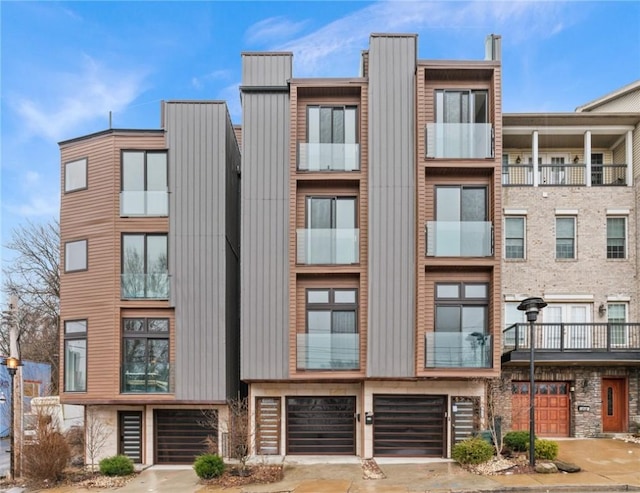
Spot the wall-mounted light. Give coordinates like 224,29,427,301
598,303,607,317
573,155,580,164
515,155,522,164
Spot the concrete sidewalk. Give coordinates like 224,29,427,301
35,438,640,492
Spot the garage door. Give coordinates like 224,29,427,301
373,394,446,457
286,396,355,455
154,409,215,464
511,382,569,437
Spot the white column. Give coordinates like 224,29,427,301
626,130,633,186
532,131,539,187
584,131,592,187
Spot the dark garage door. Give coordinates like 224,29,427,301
154,409,215,464
373,394,446,456
286,396,356,455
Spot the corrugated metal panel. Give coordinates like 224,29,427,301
367,35,417,377
165,102,238,401
240,55,290,379
241,53,292,87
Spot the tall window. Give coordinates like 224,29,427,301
64,158,87,192
304,196,357,264
555,217,576,259
591,153,604,185
64,239,87,272
122,318,169,392
121,151,168,216
121,234,168,299
435,90,488,124
505,217,525,259
305,106,358,171
607,217,626,259
64,320,87,392
608,303,628,347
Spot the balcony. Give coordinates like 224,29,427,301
296,333,359,370
297,228,359,265
426,221,493,257
426,123,493,159
502,323,640,364
122,363,171,393
120,191,169,216
502,164,627,186
425,332,492,368
297,143,360,171
121,273,169,300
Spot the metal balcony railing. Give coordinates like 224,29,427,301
502,164,627,186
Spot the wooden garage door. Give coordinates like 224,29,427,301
286,396,355,455
154,409,215,464
512,382,569,437
373,394,446,457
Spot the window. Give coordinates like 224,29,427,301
607,217,626,259
303,196,357,264
505,217,525,259
555,217,576,259
608,303,628,347
64,158,87,192
64,320,87,392
435,90,488,124
543,304,590,348
299,288,359,370
64,239,87,272
305,106,358,171
121,151,168,216
503,302,527,347
122,318,169,392
591,153,604,185
121,234,168,299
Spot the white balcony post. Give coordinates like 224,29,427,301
584,131,592,187
532,131,539,187
626,130,633,186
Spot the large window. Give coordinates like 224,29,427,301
121,234,168,299
64,239,87,272
436,90,488,124
607,217,626,259
121,151,168,216
64,158,87,193
608,303,628,347
122,318,169,393
64,320,87,392
555,217,576,259
505,217,525,259
302,106,358,171
297,288,359,370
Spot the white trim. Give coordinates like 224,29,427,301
607,295,631,302
606,209,630,215
543,294,594,302
503,125,635,135
555,209,578,215
504,294,531,302
504,208,527,215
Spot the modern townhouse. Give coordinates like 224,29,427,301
240,33,503,459
59,101,241,465
500,80,640,437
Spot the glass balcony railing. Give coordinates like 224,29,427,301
120,191,168,216
122,363,171,393
425,332,492,368
297,228,359,264
296,333,359,370
426,221,493,257
297,143,360,171
426,123,493,159
121,273,169,299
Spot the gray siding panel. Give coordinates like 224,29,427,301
240,54,291,380
367,35,417,377
166,102,238,401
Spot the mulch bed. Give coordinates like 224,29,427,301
202,464,284,488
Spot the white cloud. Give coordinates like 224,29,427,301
245,16,308,45
192,69,232,90
5,195,59,218
12,55,147,142
24,171,41,186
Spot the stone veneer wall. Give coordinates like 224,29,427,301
495,366,640,438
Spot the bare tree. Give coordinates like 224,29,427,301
227,396,251,473
2,219,60,391
85,407,110,472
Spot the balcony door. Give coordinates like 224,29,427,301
542,304,591,349
434,186,488,256
306,106,358,171
306,197,357,264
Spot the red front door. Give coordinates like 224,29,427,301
602,378,626,433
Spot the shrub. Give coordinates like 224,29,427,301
99,455,135,476
451,437,494,465
23,430,71,481
535,439,559,460
193,453,225,479
503,431,532,452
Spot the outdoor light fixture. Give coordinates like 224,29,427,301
515,155,522,164
598,303,607,317
2,356,22,479
573,155,580,164
517,297,547,468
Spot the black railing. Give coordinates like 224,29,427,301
502,163,628,186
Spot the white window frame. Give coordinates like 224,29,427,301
64,158,87,193
504,216,526,259
606,216,627,260
555,216,576,260
607,303,628,347
542,303,591,349
64,239,88,272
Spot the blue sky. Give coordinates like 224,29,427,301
1,0,640,282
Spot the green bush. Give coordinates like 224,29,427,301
451,437,494,465
535,439,559,460
193,453,225,479
504,431,532,452
99,455,135,476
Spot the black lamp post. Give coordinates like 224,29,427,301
517,297,547,468
3,356,21,480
